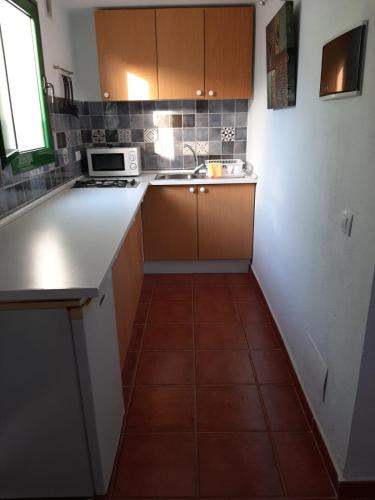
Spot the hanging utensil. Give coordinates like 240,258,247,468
67,76,79,118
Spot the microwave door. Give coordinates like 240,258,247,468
90,153,126,176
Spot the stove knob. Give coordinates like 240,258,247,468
130,163,137,170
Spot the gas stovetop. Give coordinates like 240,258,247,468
72,178,138,188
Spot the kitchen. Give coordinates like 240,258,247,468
0,0,375,499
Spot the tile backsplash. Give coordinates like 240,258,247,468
0,96,85,220
0,98,249,220
79,99,248,170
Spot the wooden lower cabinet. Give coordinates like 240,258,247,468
198,184,255,259
142,184,255,261
142,186,198,260
112,209,144,368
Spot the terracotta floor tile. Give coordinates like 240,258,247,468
126,385,195,432
235,301,270,324
196,350,255,384
260,385,310,431
245,322,281,349
195,323,247,349
128,324,144,351
194,300,239,323
136,351,195,385
230,285,258,301
139,282,154,302
198,433,283,497
197,385,266,431
273,432,335,497
193,273,228,285
114,433,196,497
157,273,193,285
152,284,193,301
122,351,138,386
143,274,160,285
148,301,193,323
142,324,194,350
251,350,293,384
225,272,255,284
134,302,149,324
194,285,232,301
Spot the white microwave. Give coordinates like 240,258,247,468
87,147,142,177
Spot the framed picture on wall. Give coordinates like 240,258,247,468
266,1,297,109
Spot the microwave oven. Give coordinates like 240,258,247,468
87,147,142,177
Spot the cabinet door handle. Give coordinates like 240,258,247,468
196,90,203,96
103,91,110,99
189,187,195,193
99,294,106,306
208,90,215,97
199,187,206,193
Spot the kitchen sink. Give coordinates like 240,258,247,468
155,173,204,180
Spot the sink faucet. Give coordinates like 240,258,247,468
183,144,205,174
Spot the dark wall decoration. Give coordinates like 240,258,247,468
266,1,297,109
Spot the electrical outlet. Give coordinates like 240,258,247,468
341,210,354,237
75,150,81,162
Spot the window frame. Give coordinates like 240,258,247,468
0,0,54,173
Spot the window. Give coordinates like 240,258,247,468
0,0,53,173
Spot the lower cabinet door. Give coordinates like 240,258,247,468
198,184,255,259
112,209,144,367
142,185,198,260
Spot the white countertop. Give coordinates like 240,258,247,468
0,182,148,302
0,171,257,302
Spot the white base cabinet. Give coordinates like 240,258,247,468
0,272,124,498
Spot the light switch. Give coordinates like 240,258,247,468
341,210,354,237
75,150,81,162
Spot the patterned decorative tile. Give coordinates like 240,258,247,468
196,141,209,155
144,128,158,143
92,129,106,144
221,127,235,142
183,142,196,155
118,129,131,143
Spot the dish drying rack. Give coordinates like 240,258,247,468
204,159,246,178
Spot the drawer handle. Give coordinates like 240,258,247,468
103,91,110,99
99,294,106,306
196,90,203,96
208,90,215,97
199,187,206,193
189,187,195,193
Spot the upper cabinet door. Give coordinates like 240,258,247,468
156,8,205,100
95,9,158,101
205,7,254,99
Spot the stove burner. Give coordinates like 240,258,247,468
73,178,138,188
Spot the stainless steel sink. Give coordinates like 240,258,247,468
155,173,203,180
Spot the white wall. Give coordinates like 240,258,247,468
248,0,375,480
37,0,76,98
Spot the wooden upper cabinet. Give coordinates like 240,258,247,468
205,7,254,99
198,185,255,260
142,186,198,261
156,8,205,100
95,9,158,101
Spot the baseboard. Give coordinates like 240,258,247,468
251,268,340,488
252,268,375,498
144,260,250,274
338,480,375,498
